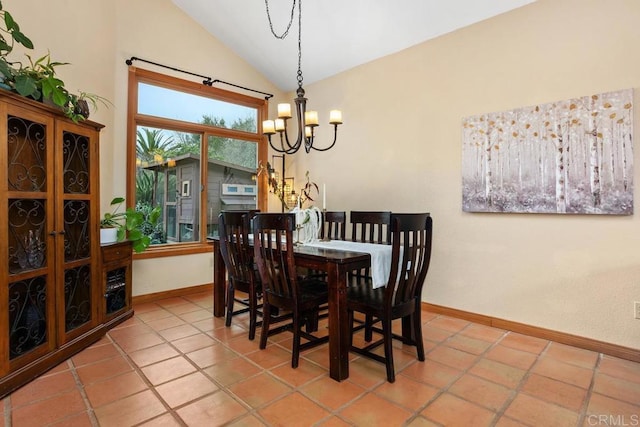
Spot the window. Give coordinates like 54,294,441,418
127,68,268,257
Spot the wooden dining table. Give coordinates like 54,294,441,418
210,237,371,381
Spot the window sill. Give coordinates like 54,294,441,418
132,241,213,260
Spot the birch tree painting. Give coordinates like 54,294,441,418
462,89,633,215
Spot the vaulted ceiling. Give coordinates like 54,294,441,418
172,0,536,91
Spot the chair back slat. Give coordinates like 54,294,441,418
350,211,392,244
321,211,346,240
218,211,254,288
253,213,299,306
385,213,433,308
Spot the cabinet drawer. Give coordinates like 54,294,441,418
102,242,131,263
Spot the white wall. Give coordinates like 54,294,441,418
4,0,639,349
292,0,640,349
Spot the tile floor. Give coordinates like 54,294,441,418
2,290,639,426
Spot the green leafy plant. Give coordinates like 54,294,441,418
101,197,162,253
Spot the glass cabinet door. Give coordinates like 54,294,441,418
3,109,56,367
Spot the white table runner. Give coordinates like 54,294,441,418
303,240,392,288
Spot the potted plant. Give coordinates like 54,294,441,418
100,197,161,253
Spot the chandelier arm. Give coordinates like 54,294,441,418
308,124,339,152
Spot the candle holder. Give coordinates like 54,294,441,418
321,208,331,241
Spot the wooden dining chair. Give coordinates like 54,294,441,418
321,211,346,240
350,211,392,244
253,213,329,368
347,213,433,382
218,211,261,340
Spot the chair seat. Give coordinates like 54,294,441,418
346,277,384,309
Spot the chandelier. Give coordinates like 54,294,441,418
262,0,343,154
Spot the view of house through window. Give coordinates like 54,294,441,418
128,68,266,253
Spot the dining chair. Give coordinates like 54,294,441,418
218,210,261,340
253,213,329,368
347,213,433,382
321,211,346,240
350,210,392,244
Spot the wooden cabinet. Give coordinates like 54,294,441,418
101,241,133,326
0,91,130,397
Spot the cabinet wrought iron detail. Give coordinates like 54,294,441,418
105,267,127,314
8,199,46,274
7,115,47,192
64,265,92,332
9,276,48,359
64,200,91,262
62,131,90,194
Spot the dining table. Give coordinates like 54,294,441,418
211,236,372,381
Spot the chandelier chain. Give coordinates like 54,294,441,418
264,0,297,39
296,0,303,88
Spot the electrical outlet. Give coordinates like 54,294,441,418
635,302,640,320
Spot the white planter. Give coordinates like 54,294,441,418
100,228,118,244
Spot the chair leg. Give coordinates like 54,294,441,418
347,310,354,347
413,311,425,361
225,282,235,327
248,286,257,341
259,302,271,350
305,310,319,333
364,314,373,342
382,317,395,383
292,312,301,368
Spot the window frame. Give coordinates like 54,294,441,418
126,67,269,259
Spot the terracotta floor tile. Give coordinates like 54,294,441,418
137,412,183,426
503,393,579,426
158,323,201,341
225,334,264,355
302,345,332,369
75,354,134,384
300,376,366,411
499,332,548,355
165,302,202,315
428,316,470,333
270,359,327,387
146,315,187,332
421,325,455,343
346,357,390,389
94,389,167,426
10,369,78,407
70,341,121,367
585,393,640,423
186,343,238,368
469,359,527,389
113,331,165,353
544,342,599,369
244,344,291,370
129,343,180,367
260,392,331,427
191,317,223,333
208,323,251,341
155,371,219,408
132,302,162,314
532,357,594,388
171,333,218,354
485,344,539,370
448,373,513,411
155,296,192,308
520,373,587,412
460,323,507,343
421,393,495,426
373,376,440,411
599,355,640,384
48,410,94,426
427,345,479,371
203,357,262,387
107,322,154,340
136,308,173,322
340,392,413,426
227,414,269,427
400,359,462,388
141,356,197,385
228,372,292,408
84,371,149,408
445,334,493,355
177,308,214,323
592,373,640,406
176,391,247,426
493,416,532,426
11,389,87,426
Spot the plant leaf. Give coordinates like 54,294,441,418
12,30,33,49
14,74,38,97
